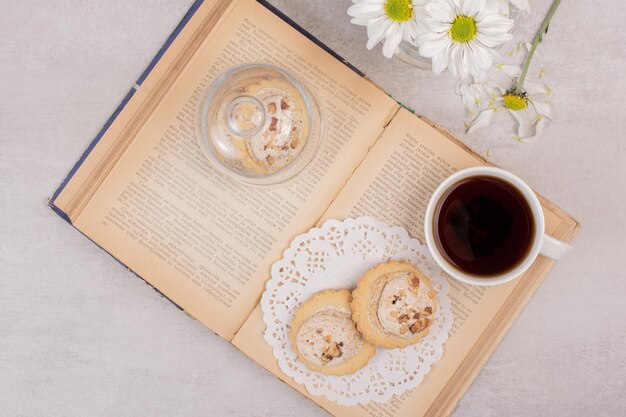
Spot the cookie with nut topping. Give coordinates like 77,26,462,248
289,289,376,375
351,261,437,349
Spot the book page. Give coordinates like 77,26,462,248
232,108,579,417
63,0,399,339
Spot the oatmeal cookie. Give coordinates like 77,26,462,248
289,289,376,375
351,261,437,349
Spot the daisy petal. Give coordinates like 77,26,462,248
497,64,521,78
467,108,498,134
366,16,392,49
425,1,454,22
449,44,463,78
468,42,493,71
350,17,370,26
418,33,451,57
506,108,525,136
510,0,531,13
402,19,420,42
459,82,484,111
519,117,546,142
460,83,473,110
347,3,385,18
524,81,549,96
476,31,513,47
424,17,451,33
530,99,553,120
477,13,514,31
462,0,485,17
523,41,533,52
461,44,483,77
432,43,452,74
498,1,511,17
382,24,403,58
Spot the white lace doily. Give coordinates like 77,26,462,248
261,217,452,405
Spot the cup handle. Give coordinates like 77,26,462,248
539,234,573,260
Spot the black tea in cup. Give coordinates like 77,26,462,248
433,176,535,276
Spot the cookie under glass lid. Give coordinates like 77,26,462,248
197,64,322,185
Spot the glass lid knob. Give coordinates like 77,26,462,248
227,95,266,137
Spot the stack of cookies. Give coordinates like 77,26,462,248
289,261,438,376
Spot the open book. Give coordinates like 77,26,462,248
49,0,580,416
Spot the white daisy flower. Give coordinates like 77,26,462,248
456,60,521,115
466,65,553,142
348,0,427,58
416,0,515,78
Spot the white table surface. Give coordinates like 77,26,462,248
2,1,625,416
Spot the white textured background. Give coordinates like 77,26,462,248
1,1,625,416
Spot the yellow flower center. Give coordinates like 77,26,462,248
385,0,414,23
450,15,477,43
503,93,528,111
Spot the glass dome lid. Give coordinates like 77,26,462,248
197,64,322,186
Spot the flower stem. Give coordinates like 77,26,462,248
514,0,562,94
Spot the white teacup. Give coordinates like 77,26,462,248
424,167,572,287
